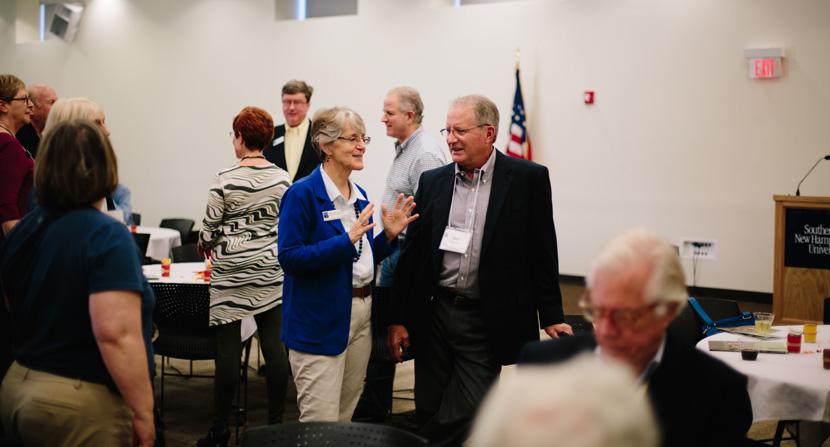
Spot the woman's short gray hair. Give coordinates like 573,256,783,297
586,229,687,314
310,106,366,161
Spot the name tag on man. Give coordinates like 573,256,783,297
439,227,472,254
322,209,350,221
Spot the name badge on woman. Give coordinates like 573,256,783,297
440,226,472,254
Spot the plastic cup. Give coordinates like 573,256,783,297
740,340,759,361
786,328,802,353
803,323,817,344
753,312,774,335
161,258,172,277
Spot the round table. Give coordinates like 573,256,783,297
696,325,829,423
136,226,182,261
143,262,256,340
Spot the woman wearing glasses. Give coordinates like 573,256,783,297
0,75,34,238
278,106,417,422
197,107,291,446
0,74,35,378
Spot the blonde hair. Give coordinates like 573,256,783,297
467,355,659,447
43,97,104,136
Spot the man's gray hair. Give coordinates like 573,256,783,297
388,86,424,124
467,354,659,447
452,95,499,143
586,229,687,315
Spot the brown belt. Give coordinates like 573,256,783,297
352,285,371,298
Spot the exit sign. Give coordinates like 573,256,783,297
744,47,785,80
749,58,782,79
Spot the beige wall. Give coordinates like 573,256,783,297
1,0,829,293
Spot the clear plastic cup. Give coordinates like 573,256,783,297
753,312,774,335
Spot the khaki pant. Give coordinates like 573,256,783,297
0,361,133,446
290,296,372,422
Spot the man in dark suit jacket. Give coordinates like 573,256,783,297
263,80,319,183
519,230,753,447
388,95,572,447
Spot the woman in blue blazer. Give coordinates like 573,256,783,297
278,106,416,422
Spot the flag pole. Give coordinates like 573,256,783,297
515,48,520,71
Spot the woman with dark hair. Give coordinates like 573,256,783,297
278,106,417,422
0,120,155,446
197,106,291,446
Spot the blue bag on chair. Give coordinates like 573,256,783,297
688,297,755,337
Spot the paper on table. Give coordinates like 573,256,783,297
708,340,787,353
716,326,783,340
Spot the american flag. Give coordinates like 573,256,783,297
506,68,532,160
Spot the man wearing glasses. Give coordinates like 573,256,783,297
388,94,572,446
519,230,752,447
263,80,319,182
15,84,57,158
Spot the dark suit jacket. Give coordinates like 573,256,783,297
15,124,39,159
263,120,319,183
519,334,753,447
391,149,565,365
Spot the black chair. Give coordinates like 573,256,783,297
171,243,202,263
151,282,251,439
824,297,829,324
668,297,743,349
563,314,593,335
131,212,142,225
132,232,153,265
241,422,428,447
159,218,195,243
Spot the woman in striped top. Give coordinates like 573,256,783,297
198,107,291,446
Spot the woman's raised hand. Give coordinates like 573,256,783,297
348,202,376,244
382,194,418,242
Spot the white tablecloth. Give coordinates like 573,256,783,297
136,226,182,261
696,325,830,423
143,262,256,340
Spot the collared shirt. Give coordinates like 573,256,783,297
595,335,666,386
320,166,373,287
284,118,310,181
381,126,447,217
438,148,497,298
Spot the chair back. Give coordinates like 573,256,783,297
159,218,195,242
151,282,216,360
824,297,829,324
563,314,593,335
667,304,702,349
132,232,151,264
172,243,202,263
242,422,427,447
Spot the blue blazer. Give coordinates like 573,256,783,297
278,166,394,355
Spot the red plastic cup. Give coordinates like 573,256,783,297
786,330,802,353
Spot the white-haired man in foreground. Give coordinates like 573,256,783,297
467,354,659,447
519,230,753,447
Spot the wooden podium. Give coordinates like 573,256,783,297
773,195,830,324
